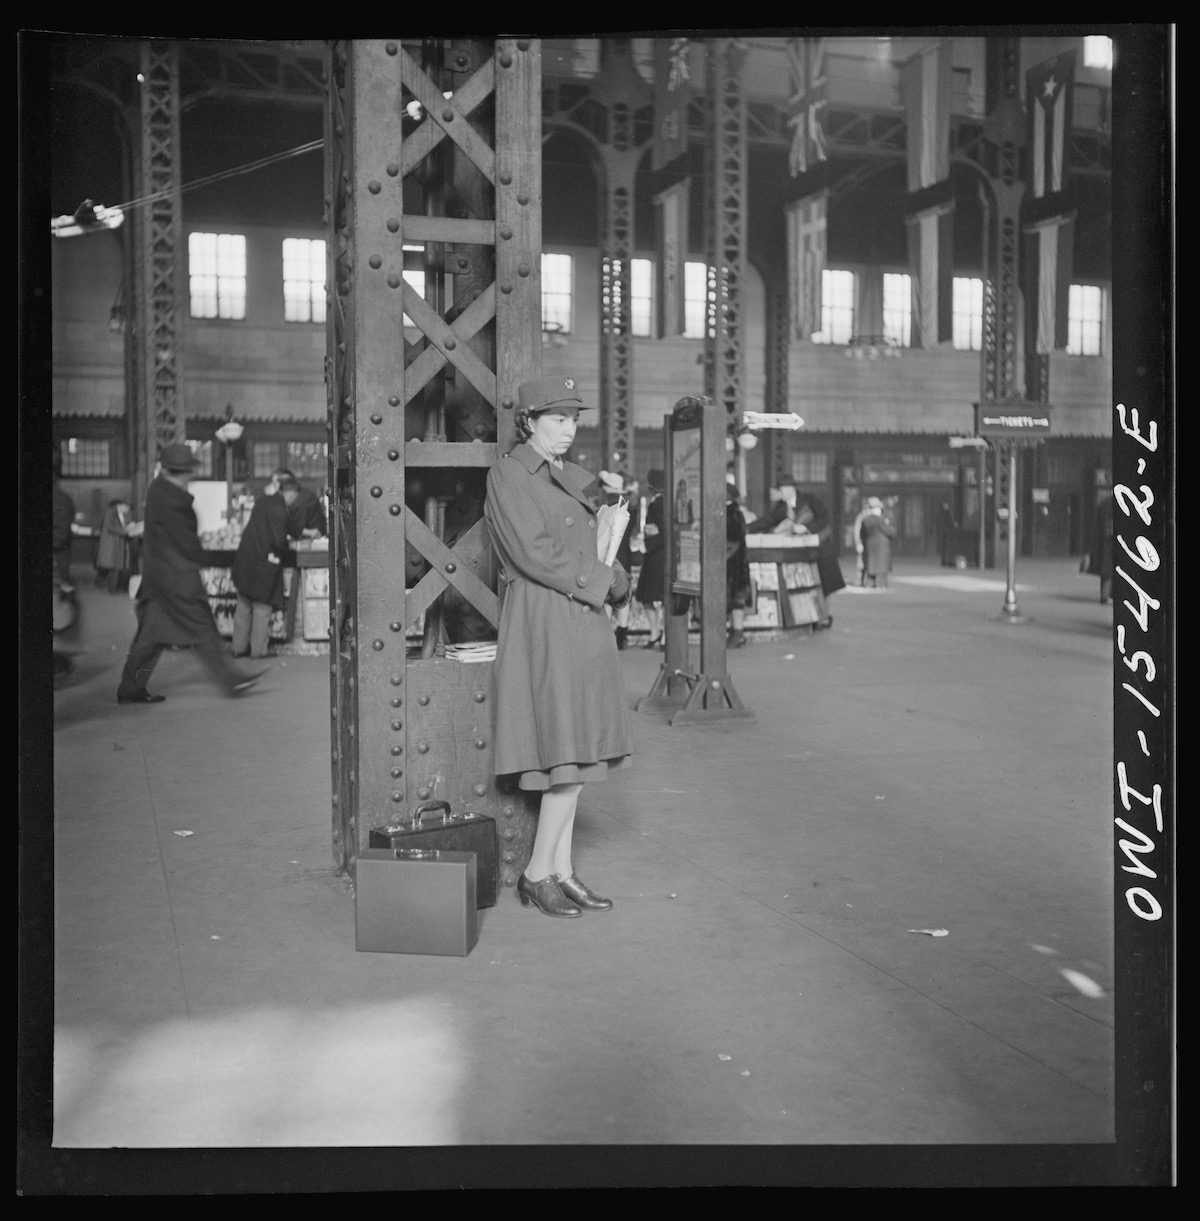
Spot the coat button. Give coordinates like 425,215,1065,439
576,575,587,587
564,516,574,526
587,518,596,528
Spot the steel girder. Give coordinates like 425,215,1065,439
324,39,543,879
138,42,186,480
702,39,748,433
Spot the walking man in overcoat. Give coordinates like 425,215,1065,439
116,443,267,704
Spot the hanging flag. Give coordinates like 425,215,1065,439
902,41,953,193
1024,213,1075,354
786,38,828,178
654,179,690,337
653,37,695,172
1026,50,1076,201
786,191,827,340
906,201,955,347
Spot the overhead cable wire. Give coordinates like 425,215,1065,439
110,137,325,214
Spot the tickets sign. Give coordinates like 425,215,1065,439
974,402,1052,439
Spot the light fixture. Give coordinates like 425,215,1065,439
844,334,902,361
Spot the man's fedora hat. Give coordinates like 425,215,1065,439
160,442,200,472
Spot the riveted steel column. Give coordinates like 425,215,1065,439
325,39,542,878
702,39,747,435
762,278,791,487
138,40,185,478
598,154,638,472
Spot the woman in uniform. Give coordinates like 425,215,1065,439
484,376,633,918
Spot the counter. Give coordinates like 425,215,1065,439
200,546,330,649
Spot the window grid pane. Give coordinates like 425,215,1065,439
189,232,246,320
185,440,215,479
60,438,112,478
1067,284,1103,356
541,252,573,332
952,277,983,351
252,442,282,479
882,273,912,348
283,237,327,324
285,441,328,480
631,257,652,337
813,269,854,345
683,261,708,338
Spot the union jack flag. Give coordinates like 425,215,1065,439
787,38,828,178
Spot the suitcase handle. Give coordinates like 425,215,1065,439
395,848,439,860
411,799,451,830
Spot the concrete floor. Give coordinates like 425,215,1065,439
32,556,1125,1186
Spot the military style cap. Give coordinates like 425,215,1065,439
160,442,200,472
516,375,591,414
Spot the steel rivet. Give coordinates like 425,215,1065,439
388,449,399,460
473,691,486,703
389,621,402,633
389,504,401,515
444,338,456,350
387,274,400,288
387,218,400,232
388,395,400,406
500,283,513,294
372,639,384,651
442,108,455,122
500,171,513,185
474,738,486,749
503,806,514,816
386,162,400,177
517,193,529,206
368,180,381,194
418,787,431,799
391,791,403,802
385,41,398,54
503,851,516,863
368,255,382,269
444,562,456,574
517,264,530,277
418,742,430,754
474,784,486,796
502,828,515,840
499,53,513,68
370,413,382,425
370,486,382,497
517,40,531,51
391,745,403,756
391,767,403,779
390,676,403,688
499,225,513,240
391,697,402,708
418,695,430,705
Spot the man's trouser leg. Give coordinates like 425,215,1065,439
117,605,163,698
249,599,272,658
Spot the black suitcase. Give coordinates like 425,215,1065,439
368,800,499,908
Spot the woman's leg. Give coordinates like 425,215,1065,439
525,783,583,881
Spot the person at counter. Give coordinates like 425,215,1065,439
117,444,267,704
231,473,302,659
273,467,327,539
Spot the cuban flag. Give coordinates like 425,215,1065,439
1023,213,1075,354
1027,50,1076,201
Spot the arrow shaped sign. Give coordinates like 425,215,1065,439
51,205,125,239
741,411,805,432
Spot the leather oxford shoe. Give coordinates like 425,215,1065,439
517,874,582,918
557,873,613,911
117,691,166,705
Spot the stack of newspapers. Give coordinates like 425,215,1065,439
444,641,496,663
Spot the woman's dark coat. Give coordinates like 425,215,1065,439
860,512,895,578
135,474,223,646
232,493,292,609
726,500,752,610
484,443,631,779
634,493,665,603
797,492,847,597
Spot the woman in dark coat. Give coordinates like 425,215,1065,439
859,496,896,587
231,475,300,657
484,376,633,919
795,487,846,629
1086,492,1113,604
634,469,666,647
725,482,753,647
96,498,133,592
